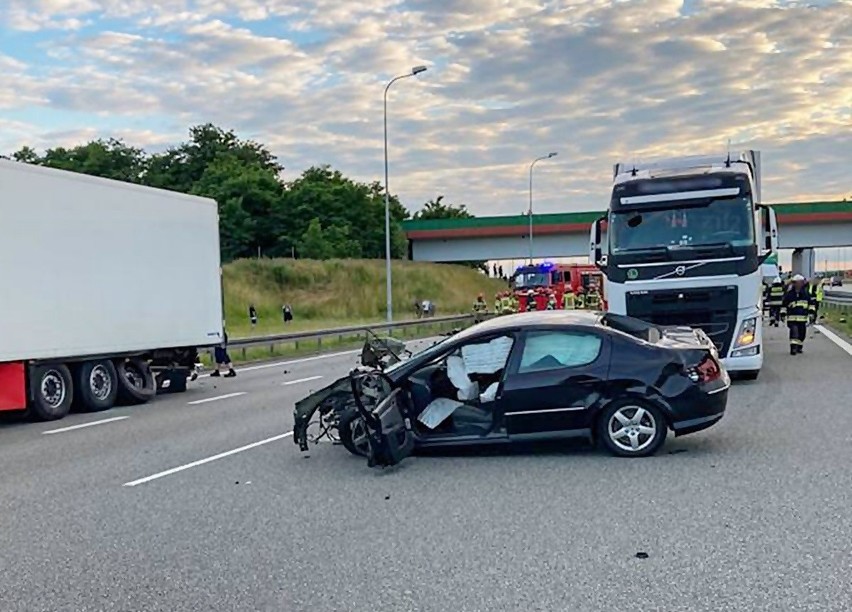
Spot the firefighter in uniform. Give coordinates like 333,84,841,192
473,293,488,322
780,274,815,355
765,276,785,327
575,288,586,310
585,286,602,311
546,291,557,310
563,288,576,310
494,293,502,315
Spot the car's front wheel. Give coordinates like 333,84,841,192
338,410,371,458
598,400,667,458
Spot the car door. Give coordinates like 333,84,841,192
499,328,611,438
359,387,415,467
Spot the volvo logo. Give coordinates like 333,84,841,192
675,265,686,276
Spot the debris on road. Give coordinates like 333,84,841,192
635,552,649,559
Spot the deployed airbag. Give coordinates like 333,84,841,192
418,397,464,429
447,355,479,400
461,337,513,374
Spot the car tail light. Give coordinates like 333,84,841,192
686,355,721,384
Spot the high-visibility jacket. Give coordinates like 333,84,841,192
766,281,784,307
563,292,575,309
585,290,601,310
575,293,586,309
781,287,815,323
473,300,487,313
811,282,824,303
494,298,501,313
546,296,557,310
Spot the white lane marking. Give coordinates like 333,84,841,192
283,375,323,386
123,432,293,487
815,324,852,358
188,392,247,405
197,349,360,379
42,416,129,435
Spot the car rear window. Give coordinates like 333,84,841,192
601,313,661,343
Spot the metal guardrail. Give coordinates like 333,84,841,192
226,313,480,358
824,289,852,305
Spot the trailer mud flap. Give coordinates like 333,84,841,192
0,362,27,411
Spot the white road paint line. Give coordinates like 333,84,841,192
815,324,852,358
197,349,360,379
283,375,323,386
122,432,293,487
42,416,129,435
188,392,247,405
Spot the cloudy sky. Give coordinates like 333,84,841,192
1,0,850,217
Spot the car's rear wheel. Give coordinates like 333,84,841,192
338,410,371,457
598,400,667,458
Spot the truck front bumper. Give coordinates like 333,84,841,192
721,350,763,372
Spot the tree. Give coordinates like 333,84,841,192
281,166,408,259
145,123,281,193
298,218,334,259
414,195,473,220
14,139,148,183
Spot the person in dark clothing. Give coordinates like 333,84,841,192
282,304,293,323
212,331,237,377
765,276,785,327
780,274,815,356
249,304,258,327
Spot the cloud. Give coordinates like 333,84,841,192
0,0,850,213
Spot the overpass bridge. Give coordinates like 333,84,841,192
402,201,852,278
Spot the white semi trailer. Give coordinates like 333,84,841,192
0,159,223,420
589,151,778,379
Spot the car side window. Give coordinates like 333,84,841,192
518,331,602,374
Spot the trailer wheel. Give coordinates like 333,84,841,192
28,364,74,421
116,358,156,405
74,360,119,412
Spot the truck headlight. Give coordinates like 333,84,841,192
733,317,758,348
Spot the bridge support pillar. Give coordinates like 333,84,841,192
791,248,816,279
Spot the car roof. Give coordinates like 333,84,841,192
454,311,604,340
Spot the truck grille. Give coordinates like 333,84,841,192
626,286,738,356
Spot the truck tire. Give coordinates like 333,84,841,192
74,360,119,412
28,364,74,421
115,358,156,405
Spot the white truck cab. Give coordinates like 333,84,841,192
590,151,778,379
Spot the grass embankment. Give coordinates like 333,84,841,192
223,258,507,338
821,302,852,339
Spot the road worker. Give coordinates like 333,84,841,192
810,277,825,320
780,274,815,356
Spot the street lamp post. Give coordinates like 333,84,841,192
528,152,557,263
384,65,427,323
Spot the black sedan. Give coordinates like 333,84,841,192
293,311,729,466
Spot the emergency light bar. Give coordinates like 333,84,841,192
620,187,740,205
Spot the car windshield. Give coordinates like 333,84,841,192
609,197,754,253
384,333,454,375
514,272,549,288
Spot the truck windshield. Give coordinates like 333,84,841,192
609,197,754,253
514,272,549,288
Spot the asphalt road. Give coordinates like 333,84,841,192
1,328,851,611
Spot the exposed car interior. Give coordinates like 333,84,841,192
405,335,514,437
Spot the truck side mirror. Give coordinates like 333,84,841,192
589,217,606,269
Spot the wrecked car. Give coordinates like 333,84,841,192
293,311,730,465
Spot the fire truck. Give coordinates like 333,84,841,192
511,262,605,311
